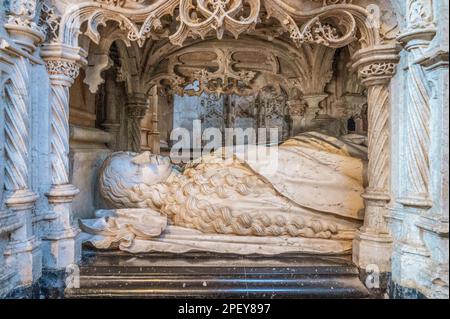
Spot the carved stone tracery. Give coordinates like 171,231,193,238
6,0,39,28
358,62,396,81
45,60,81,80
56,0,377,51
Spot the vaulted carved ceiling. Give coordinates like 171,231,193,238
37,0,400,97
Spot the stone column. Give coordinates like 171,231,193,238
40,43,86,270
2,59,40,286
287,98,306,136
344,94,367,134
2,0,44,286
391,0,444,297
149,86,161,154
398,30,436,208
127,93,148,152
301,94,328,132
351,44,400,273
102,71,121,150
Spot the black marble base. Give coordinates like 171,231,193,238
358,270,391,299
388,281,427,299
37,269,68,299
4,282,40,299
4,270,67,299
65,249,370,299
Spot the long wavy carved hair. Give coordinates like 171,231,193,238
99,152,341,239
99,152,149,209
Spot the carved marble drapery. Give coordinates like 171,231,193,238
351,44,400,272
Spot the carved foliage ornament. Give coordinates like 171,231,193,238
407,0,435,30
164,48,259,96
312,0,352,5
45,60,81,80
60,0,364,49
358,62,396,81
39,2,60,42
263,1,357,48
94,0,145,7
170,0,261,46
6,0,38,29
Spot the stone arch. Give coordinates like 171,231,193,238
39,0,403,278
55,0,383,52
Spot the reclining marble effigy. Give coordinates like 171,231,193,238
81,132,368,255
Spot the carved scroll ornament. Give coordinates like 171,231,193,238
7,0,38,28
45,60,81,80
358,62,396,81
57,0,373,49
170,0,261,46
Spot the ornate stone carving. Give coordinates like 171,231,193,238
6,0,38,28
287,99,306,117
395,0,436,208
358,62,396,81
44,59,80,80
4,0,44,53
401,52,433,207
39,43,86,270
43,57,82,185
127,93,149,152
351,44,400,272
38,2,60,43
263,1,357,48
2,56,40,286
48,84,71,185
3,57,39,211
84,54,113,93
407,0,435,30
94,0,145,7
313,0,352,6
81,132,368,254
191,48,258,96
170,0,261,46
57,0,379,50
3,63,30,193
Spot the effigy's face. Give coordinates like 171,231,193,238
132,152,172,185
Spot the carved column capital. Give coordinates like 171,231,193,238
397,0,436,52
4,0,45,53
40,43,87,86
351,45,401,87
127,93,149,118
44,59,80,81
287,99,306,117
126,93,149,152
